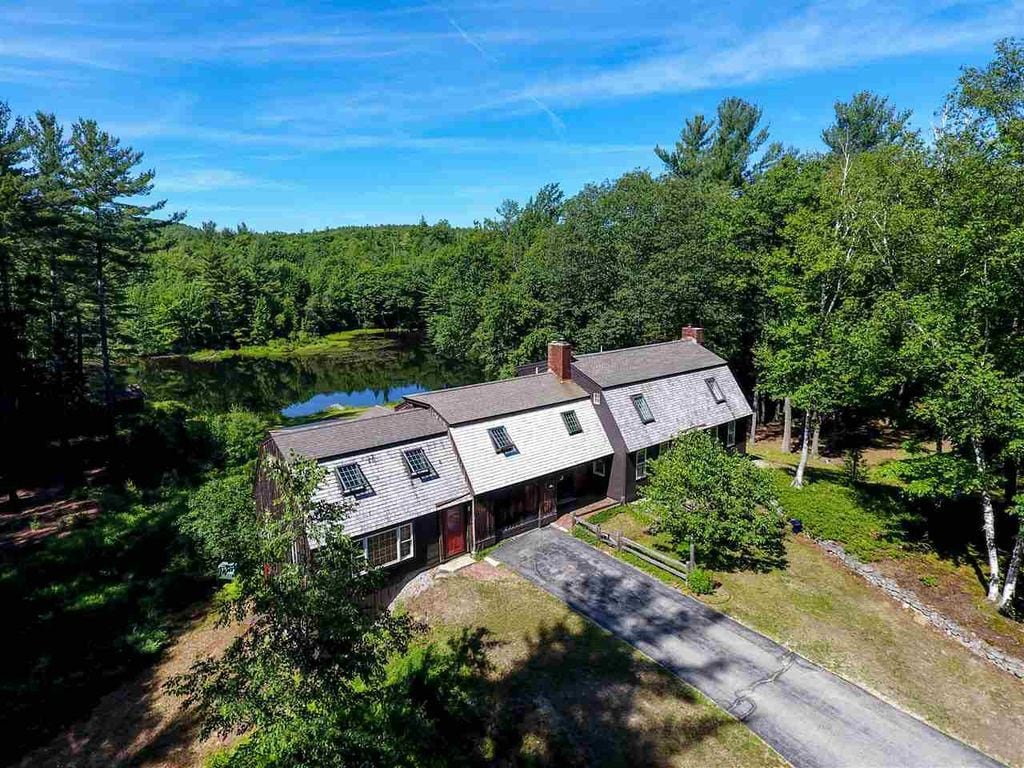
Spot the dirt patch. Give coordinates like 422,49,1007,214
460,560,513,582
20,607,247,768
877,554,1024,660
0,494,101,550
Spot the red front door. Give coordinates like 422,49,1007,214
443,506,466,558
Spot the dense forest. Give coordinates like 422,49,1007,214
3,34,1024,768
2,39,1023,610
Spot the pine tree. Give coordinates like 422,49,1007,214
68,120,177,431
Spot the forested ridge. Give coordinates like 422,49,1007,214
2,40,1023,608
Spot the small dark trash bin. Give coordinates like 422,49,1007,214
790,518,803,534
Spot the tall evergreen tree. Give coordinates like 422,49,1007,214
68,120,176,429
0,103,32,507
822,91,916,155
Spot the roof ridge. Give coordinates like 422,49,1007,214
269,405,429,436
404,370,555,398
574,338,696,359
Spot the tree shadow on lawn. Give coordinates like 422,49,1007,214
485,617,736,767
1,484,212,766
792,465,992,590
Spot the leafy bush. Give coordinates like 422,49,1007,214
687,567,715,595
203,408,268,468
644,431,785,570
843,447,865,484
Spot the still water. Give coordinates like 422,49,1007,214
126,333,477,416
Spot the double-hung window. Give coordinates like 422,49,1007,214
726,419,737,447
635,447,649,481
362,523,414,568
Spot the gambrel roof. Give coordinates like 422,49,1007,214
311,432,470,538
403,373,587,425
572,339,726,388
603,365,752,452
449,399,613,495
268,407,445,461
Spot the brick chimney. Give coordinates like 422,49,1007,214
681,326,704,344
547,341,573,381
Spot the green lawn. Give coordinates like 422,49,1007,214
592,500,1024,767
404,565,785,767
187,328,384,361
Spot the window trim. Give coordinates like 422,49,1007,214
560,409,583,436
592,391,601,406
336,462,369,495
592,458,607,477
361,523,414,569
726,419,737,447
631,393,655,424
635,447,648,481
402,447,434,478
488,425,516,454
705,377,727,404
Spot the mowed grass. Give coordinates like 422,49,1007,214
595,506,1024,767
403,565,785,768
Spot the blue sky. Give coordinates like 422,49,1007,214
2,1,1021,231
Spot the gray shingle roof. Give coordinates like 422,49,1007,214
605,365,752,452
403,372,588,425
572,340,726,388
313,433,470,538
269,407,445,461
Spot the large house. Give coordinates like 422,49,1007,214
261,327,751,585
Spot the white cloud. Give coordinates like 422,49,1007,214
518,1,1023,106
156,168,292,192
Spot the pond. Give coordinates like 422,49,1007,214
124,332,478,417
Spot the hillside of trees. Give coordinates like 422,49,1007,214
2,39,1023,608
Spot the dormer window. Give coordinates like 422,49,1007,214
706,377,726,404
402,447,433,478
336,463,369,495
561,409,583,436
488,425,516,454
631,393,655,424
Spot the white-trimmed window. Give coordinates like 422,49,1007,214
635,448,648,481
592,391,601,406
592,458,607,477
726,419,737,447
361,523,414,568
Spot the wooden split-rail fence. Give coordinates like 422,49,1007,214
571,512,692,582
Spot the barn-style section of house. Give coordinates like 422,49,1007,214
261,327,751,586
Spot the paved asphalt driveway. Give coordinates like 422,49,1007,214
493,527,1003,768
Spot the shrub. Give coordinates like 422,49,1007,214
644,431,785,570
843,447,865,484
687,567,715,595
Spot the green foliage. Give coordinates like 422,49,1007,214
771,471,913,561
822,91,917,155
204,408,269,467
687,566,715,595
842,448,865,485
643,431,784,569
169,454,486,766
